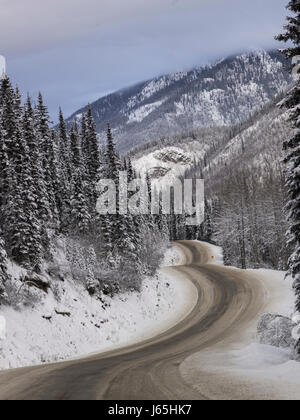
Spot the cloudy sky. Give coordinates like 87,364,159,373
0,0,289,121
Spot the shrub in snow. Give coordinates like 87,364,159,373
4,276,42,309
21,273,50,293
257,313,296,349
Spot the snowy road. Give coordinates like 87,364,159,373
0,241,296,400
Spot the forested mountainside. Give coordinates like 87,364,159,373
130,94,293,270
67,50,291,153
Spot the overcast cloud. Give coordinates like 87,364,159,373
0,0,288,121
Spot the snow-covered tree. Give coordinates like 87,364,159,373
86,106,101,182
70,168,91,235
35,93,59,227
0,232,9,299
276,0,300,312
57,110,72,231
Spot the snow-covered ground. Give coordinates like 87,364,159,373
0,244,196,371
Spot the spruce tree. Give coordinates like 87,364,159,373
0,77,16,160
0,113,9,212
104,123,120,180
70,124,83,170
99,124,140,272
25,97,51,221
0,77,18,209
4,159,42,269
276,0,300,313
0,232,9,299
24,97,51,258
57,110,72,231
35,93,59,227
86,106,101,182
48,129,61,229
58,108,72,182
99,124,120,254
80,113,88,164
70,168,91,235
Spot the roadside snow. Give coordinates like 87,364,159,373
0,245,197,371
181,342,300,399
180,262,300,398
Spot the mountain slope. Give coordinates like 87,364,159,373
67,50,291,153
130,95,292,187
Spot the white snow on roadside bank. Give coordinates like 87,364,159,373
0,245,196,371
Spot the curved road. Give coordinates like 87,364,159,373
0,241,273,400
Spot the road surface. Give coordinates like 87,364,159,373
0,241,284,400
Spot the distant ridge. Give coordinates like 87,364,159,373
67,50,291,154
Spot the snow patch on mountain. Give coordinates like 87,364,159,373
127,72,187,110
127,100,165,124
134,146,197,186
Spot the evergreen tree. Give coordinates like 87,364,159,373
0,76,17,161
0,113,9,212
0,232,9,299
70,168,91,235
58,108,72,182
86,106,101,182
276,1,300,312
127,157,134,182
57,110,72,231
4,160,42,269
99,124,120,254
25,97,51,221
99,124,141,271
35,93,59,227
48,129,61,229
24,97,51,257
0,77,19,209
80,113,88,164
70,124,83,170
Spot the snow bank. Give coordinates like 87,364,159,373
181,343,300,399
0,245,195,371
180,262,299,398
248,269,294,317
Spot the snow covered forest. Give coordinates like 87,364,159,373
0,76,168,307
